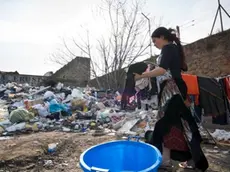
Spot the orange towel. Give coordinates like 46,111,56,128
182,74,199,105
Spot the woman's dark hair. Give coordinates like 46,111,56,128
151,27,188,71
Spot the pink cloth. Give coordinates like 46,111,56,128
131,64,151,103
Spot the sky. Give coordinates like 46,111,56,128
0,0,230,75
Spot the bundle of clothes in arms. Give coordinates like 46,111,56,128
121,62,158,111
121,62,230,171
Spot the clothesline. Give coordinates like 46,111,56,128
215,75,230,80
182,74,230,81
128,61,230,81
142,66,230,80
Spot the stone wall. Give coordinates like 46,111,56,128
184,29,230,77
52,56,91,87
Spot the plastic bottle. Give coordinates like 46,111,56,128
48,143,57,153
94,91,97,99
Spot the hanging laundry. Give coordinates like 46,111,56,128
224,77,230,100
182,74,199,94
198,76,226,116
182,74,199,105
212,79,230,125
212,113,228,125
188,95,202,123
219,78,230,111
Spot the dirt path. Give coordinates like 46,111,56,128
0,132,229,172
0,132,114,172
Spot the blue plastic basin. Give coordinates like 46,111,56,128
79,140,162,172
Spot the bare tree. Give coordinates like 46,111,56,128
49,33,102,87
95,0,150,89
50,38,77,66
50,0,151,89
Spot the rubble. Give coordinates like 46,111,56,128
211,129,230,141
211,129,230,145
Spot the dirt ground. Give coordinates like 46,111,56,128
0,132,230,172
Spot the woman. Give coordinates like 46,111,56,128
134,27,208,171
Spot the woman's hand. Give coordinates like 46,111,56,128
133,73,142,80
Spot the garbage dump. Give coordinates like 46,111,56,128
0,82,158,138
2,81,228,145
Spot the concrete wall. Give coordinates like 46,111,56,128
89,29,230,89
0,73,86,87
0,57,91,87
52,56,90,87
0,73,45,86
89,69,126,89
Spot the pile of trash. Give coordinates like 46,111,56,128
211,129,230,143
0,82,157,137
